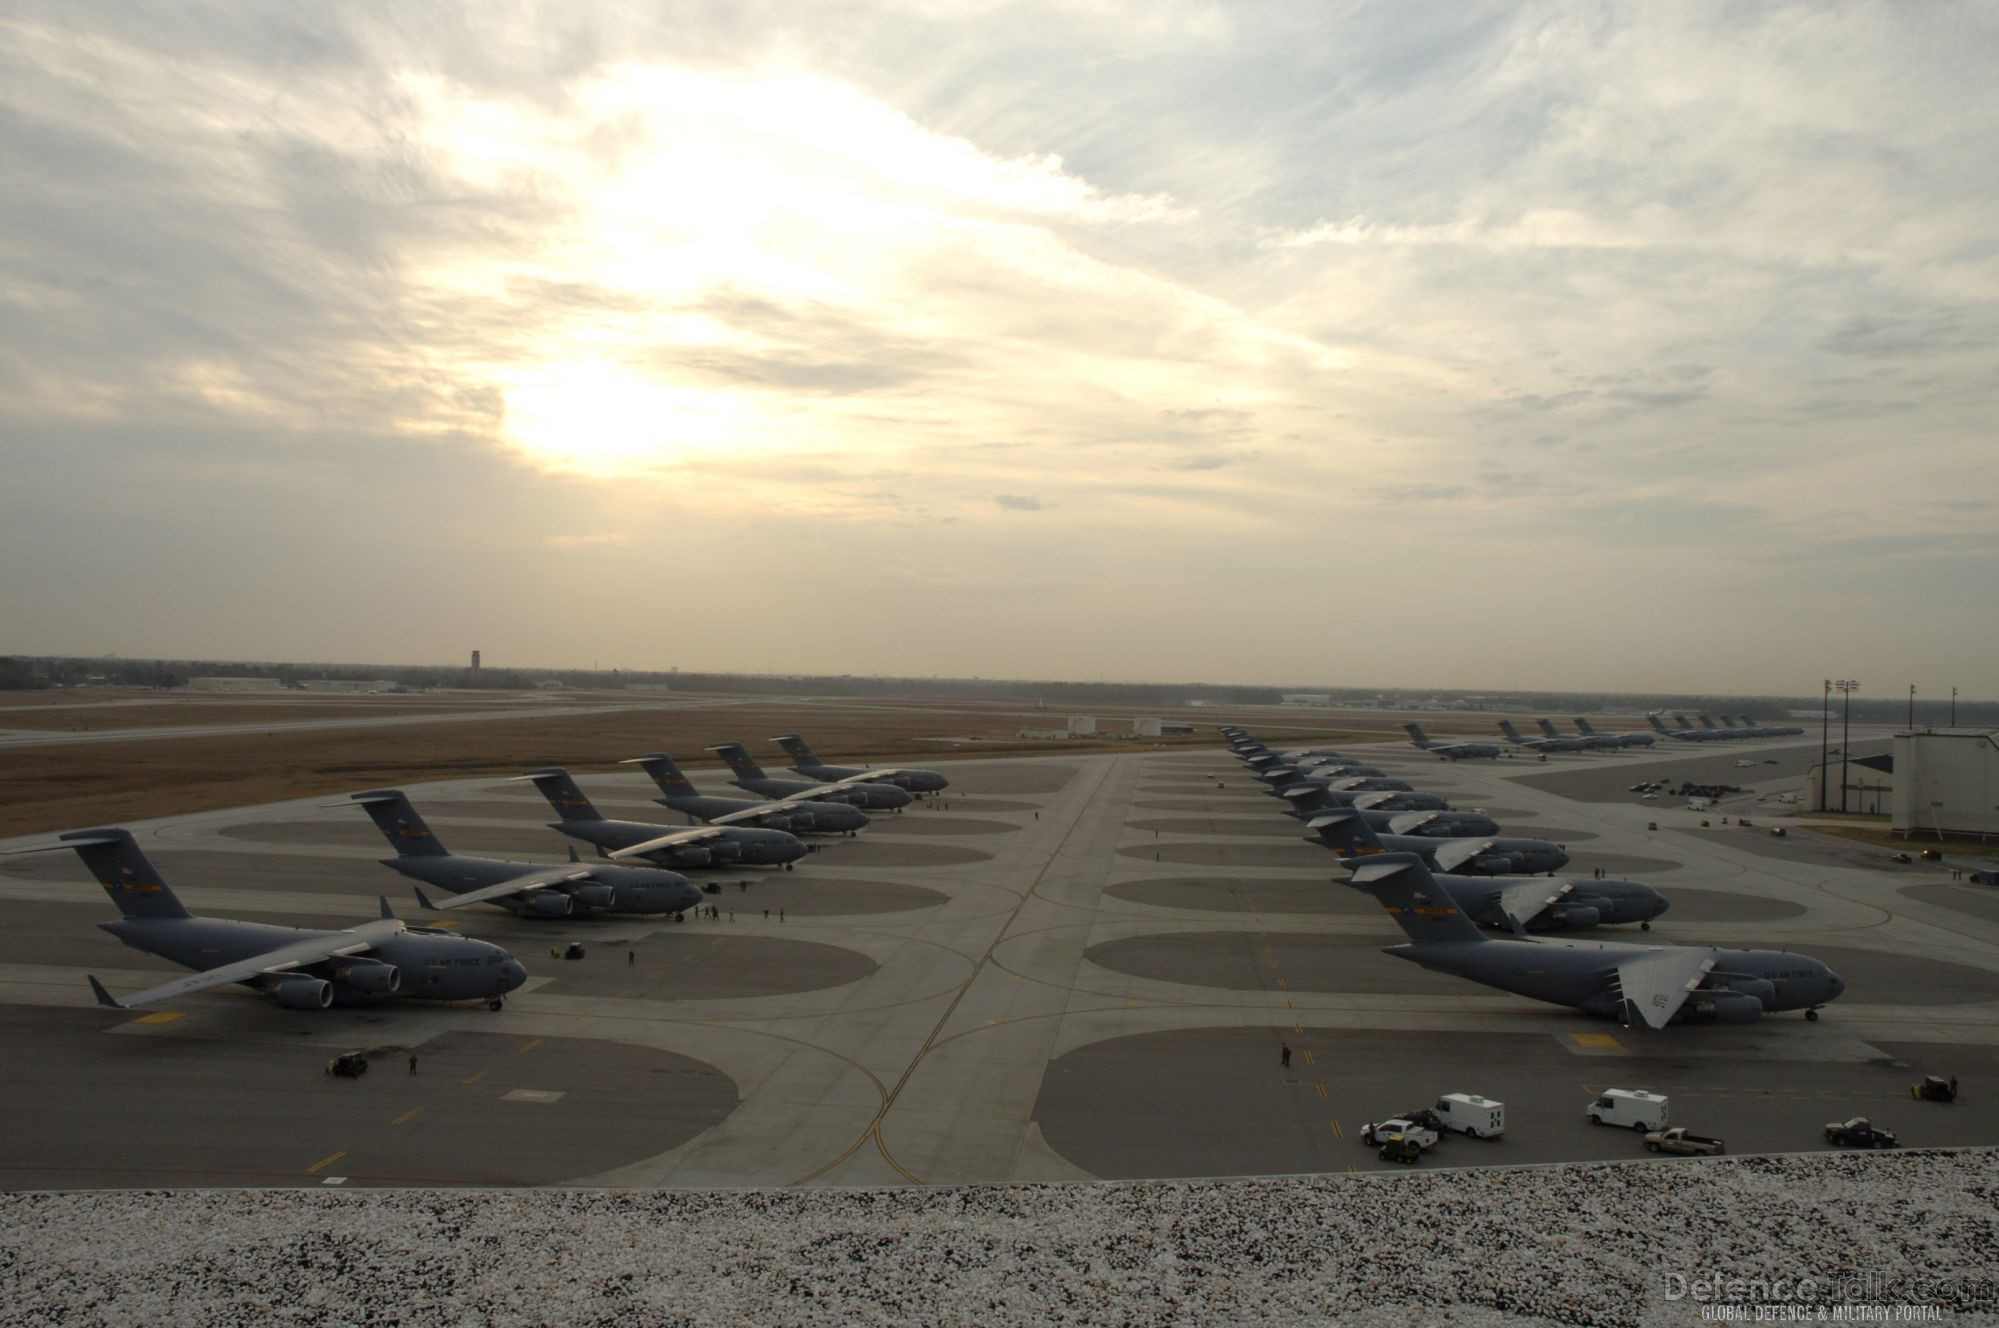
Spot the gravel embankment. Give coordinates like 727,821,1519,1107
3,1152,1996,1326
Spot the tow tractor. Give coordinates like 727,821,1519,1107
1912,1075,1958,1103
325,1052,368,1078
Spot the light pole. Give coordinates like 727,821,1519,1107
1836,680,1859,814
1908,684,1916,732
1951,687,1957,727
1819,679,1831,813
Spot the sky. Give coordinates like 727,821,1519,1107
3,1,1995,696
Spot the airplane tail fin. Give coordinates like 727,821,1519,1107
771,734,822,768
1575,718,1598,736
624,753,698,797
1535,719,1561,738
1304,809,1388,857
1647,716,1672,734
7,829,194,920
343,790,450,857
1345,854,1485,945
706,742,767,780
1402,723,1432,747
1497,720,1526,741
516,768,604,821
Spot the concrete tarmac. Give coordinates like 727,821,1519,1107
0,732,1994,1190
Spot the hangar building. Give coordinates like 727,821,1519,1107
1891,730,1999,840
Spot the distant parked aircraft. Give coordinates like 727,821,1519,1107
707,743,912,810
517,768,808,868
342,789,705,918
623,753,870,835
1573,718,1655,749
1402,723,1502,761
1497,719,1589,754
771,735,948,794
1304,808,1571,877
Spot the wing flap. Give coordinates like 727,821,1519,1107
607,827,725,860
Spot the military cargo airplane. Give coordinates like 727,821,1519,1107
1737,714,1806,737
1648,715,1720,742
517,768,808,868
1685,714,1751,741
1497,720,1590,753
1574,718,1655,749
1539,719,1626,752
624,753,870,834
1402,723,1502,761
1279,785,1453,816
772,735,949,794
1256,766,1413,795
1305,808,1571,876
1344,853,1842,1026
707,743,911,810
1435,872,1669,932
340,789,705,918
3,829,527,1010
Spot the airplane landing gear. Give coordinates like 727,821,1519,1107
784,862,794,871
1806,1008,1820,1021
1641,921,1652,931
487,997,505,1012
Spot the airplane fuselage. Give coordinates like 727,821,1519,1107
383,853,703,917
791,762,947,793
1387,937,1843,1020
657,792,870,834
732,776,911,810
100,916,526,1005
547,817,807,867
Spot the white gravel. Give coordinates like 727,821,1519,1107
2,1152,1995,1327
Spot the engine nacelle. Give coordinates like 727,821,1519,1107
1721,977,1777,1006
664,846,712,867
1545,905,1600,929
521,890,575,918
335,958,401,995
709,841,743,862
270,976,333,1009
569,883,616,911
782,814,813,832
1470,854,1525,874
1688,989,1764,1024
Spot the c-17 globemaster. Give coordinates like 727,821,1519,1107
624,753,870,834
708,743,912,810
1497,719,1589,753
517,768,808,869
1305,807,1571,876
1344,853,1842,1026
3,829,528,1010
1573,718,1655,749
1402,723,1502,761
340,789,706,918
772,735,949,794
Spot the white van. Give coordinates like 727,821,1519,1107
1434,1093,1505,1139
1588,1089,1668,1130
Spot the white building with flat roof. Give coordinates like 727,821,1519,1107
1893,731,1999,840
187,676,282,691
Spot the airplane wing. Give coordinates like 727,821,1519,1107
1611,948,1719,1030
416,866,595,911
814,770,900,788
705,793,822,827
1388,812,1439,836
606,826,727,860
1496,879,1573,930
88,921,398,1009
1429,839,1497,873
1349,792,1395,810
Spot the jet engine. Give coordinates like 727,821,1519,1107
1720,977,1777,1006
1469,853,1525,874
520,890,575,918
270,975,334,1009
568,883,616,911
664,846,712,867
709,841,743,863
1688,988,1764,1024
334,958,401,995
1544,905,1601,929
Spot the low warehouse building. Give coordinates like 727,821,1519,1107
1892,730,1999,840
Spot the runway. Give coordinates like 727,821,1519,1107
0,730,1994,1189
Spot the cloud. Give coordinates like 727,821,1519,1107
992,493,1048,511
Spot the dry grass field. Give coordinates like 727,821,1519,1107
0,694,1401,837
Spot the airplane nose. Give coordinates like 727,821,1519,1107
502,962,526,991
1828,972,1845,997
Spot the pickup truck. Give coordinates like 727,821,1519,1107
1361,1118,1440,1150
1645,1127,1724,1156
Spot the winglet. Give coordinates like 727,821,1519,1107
87,975,126,1009
378,896,397,922
412,885,440,911
568,845,581,863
